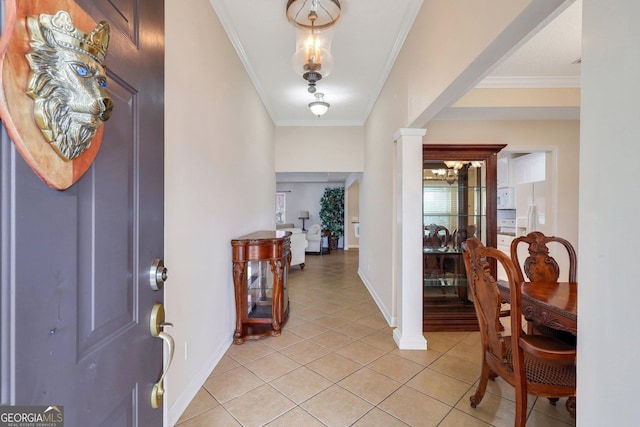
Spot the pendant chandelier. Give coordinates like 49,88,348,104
286,0,342,94
286,0,341,30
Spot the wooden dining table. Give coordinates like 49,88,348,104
496,280,577,335
497,280,577,417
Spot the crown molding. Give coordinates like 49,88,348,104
476,76,581,89
275,119,364,127
209,0,425,127
361,0,425,122
208,0,279,124
434,106,580,121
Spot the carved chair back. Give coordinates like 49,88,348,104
462,238,576,426
462,238,515,365
510,232,577,283
424,223,449,248
452,228,469,250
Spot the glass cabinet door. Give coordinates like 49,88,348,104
231,231,291,344
423,172,485,302
422,145,503,331
246,260,274,318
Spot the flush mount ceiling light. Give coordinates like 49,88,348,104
309,93,330,117
287,0,341,93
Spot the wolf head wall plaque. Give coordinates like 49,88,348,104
0,0,113,190
26,10,112,161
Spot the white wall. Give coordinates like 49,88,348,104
579,0,640,424
345,180,360,249
423,120,580,248
159,0,632,422
275,126,364,172
165,0,275,424
274,126,364,251
405,0,523,123
360,0,569,325
359,85,404,323
275,182,344,230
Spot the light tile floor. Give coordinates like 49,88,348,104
176,249,576,427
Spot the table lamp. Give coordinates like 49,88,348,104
298,210,310,231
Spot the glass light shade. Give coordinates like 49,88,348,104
444,160,463,170
309,93,330,117
286,0,342,30
445,170,458,185
292,27,334,78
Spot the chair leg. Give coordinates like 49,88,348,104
514,383,528,427
547,397,559,405
470,357,490,408
566,396,576,418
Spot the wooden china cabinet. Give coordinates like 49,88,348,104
231,230,291,344
422,144,505,331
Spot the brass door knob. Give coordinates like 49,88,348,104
149,304,175,408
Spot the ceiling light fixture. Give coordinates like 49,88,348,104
425,169,458,185
286,0,341,30
444,160,483,170
424,161,484,185
287,0,341,93
309,93,330,117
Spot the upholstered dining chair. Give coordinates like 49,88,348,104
462,238,576,426
510,231,577,340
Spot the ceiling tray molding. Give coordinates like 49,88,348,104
276,119,364,127
209,0,279,124
476,76,580,89
361,0,425,122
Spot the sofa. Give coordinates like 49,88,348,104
280,228,308,269
305,224,323,253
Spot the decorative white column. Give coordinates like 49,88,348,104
393,128,427,350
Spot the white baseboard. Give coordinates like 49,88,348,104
358,269,394,327
393,328,428,350
167,336,233,427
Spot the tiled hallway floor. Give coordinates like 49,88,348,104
175,249,576,426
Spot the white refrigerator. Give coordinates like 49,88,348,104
515,181,546,236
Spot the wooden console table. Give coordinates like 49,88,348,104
231,231,291,344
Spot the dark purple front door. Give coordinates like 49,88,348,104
0,0,165,425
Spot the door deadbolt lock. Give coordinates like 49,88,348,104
150,258,168,291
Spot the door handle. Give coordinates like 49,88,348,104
149,304,174,409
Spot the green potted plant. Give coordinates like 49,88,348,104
319,187,344,250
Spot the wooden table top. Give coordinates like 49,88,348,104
497,280,577,335
232,230,292,242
